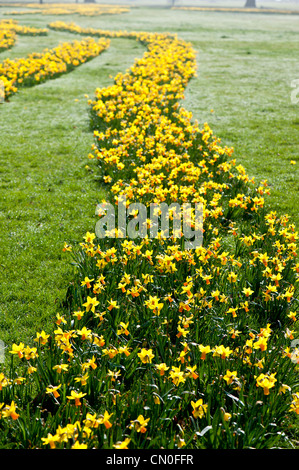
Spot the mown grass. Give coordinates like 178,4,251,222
0,6,298,350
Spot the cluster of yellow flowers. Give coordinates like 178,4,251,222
0,31,110,100
0,20,16,52
0,22,298,449
0,19,47,53
3,3,130,17
48,20,175,42
0,31,14,54
0,18,48,36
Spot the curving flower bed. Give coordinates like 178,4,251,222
0,19,48,54
0,22,298,450
0,33,110,100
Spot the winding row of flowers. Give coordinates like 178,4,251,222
0,22,298,449
0,27,15,53
0,27,110,99
0,19,47,53
3,3,130,18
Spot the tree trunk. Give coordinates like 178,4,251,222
244,0,256,7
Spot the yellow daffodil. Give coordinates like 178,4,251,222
138,348,155,364
130,415,150,433
255,373,277,395
66,390,87,407
113,438,131,449
191,399,208,419
99,410,113,429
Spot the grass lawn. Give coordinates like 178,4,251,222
0,4,298,348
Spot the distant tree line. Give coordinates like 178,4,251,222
38,0,257,8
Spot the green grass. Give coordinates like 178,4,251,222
0,6,298,348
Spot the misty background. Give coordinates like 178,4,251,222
1,0,299,9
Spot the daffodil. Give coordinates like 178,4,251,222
137,346,155,365
66,390,87,407
117,322,130,336
144,295,164,315
223,370,241,390
107,299,119,311
34,331,50,345
72,441,88,449
0,401,19,420
191,399,208,419
198,344,211,360
81,276,94,288
41,433,60,449
155,363,169,376
46,384,62,399
9,342,25,358
82,296,100,313
113,438,131,449
255,373,277,395
242,287,254,297
221,409,232,421
253,336,268,352
130,415,150,433
169,366,186,386
290,394,299,414
99,410,113,429
76,326,93,341
213,345,233,359
53,363,69,374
